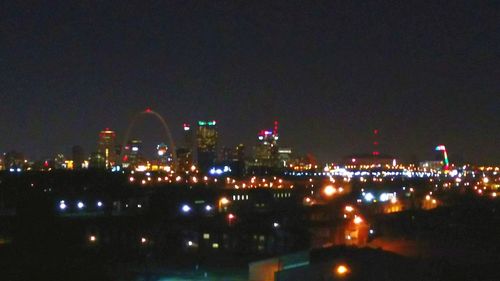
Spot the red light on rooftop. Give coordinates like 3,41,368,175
145,108,152,113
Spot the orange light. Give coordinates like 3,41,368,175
323,185,336,197
335,264,349,276
353,216,363,225
220,197,230,205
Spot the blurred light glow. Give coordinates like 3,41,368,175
181,204,191,213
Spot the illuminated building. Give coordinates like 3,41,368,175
3,150,25,171
156,143,170,165
278,147,292,167
121,139,143,169
419,161,443,171
254,121,280,168
183,123,194,152
54,153,66,169
176,124,194,172
97,129,117,169
72,145,85,170
176,148,193,172
220,146,233,161
233,144,246,177
288,153,318,171
89,152,106,169
196,120,218,173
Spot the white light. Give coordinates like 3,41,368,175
354,216,363,225
77,201,85,209
273,222,280,228
187,241,193,246
97,201,103,207
59,202,67,210
205,205,212,211
181,204,191,213
364,192,374,202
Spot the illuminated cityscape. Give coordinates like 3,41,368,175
1,1,498,281
1,108,499,280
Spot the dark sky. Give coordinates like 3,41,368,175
1,1,499,164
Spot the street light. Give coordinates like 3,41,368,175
335,264,350,277
353,216,363,225
323,185,336,197
218,197,230,212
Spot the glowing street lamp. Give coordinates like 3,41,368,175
353,216,363,225
218,197,230,212
323,185,336,197
181,204,191,213
335,264,350,276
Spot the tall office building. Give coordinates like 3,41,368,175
196,120,218,173
121,139,143,169
183,123,194,151
254,121,279,167
97,128,117,169
177,123,194,172
156,143,170,165
72,145,85,170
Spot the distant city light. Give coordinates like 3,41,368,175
181,204,191,213
205,205,213,211
97,201,103,207
323,185,336,197
364,192,375,202
219,197,230,205
209,166,231,175
59,200,67,210
335,264,349,276
77,201,85,209
354,216,363,225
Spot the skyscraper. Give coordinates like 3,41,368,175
177,123,194,172
121,139,143,169
254,121,279,168
196,120,217,173
183,123,194,151
72,145,85,170
97,128,116,169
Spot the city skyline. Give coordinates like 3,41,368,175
2,1,498,164
0,109,492,166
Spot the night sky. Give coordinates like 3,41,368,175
1,1,498,164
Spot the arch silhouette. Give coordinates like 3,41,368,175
121,109,177,166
